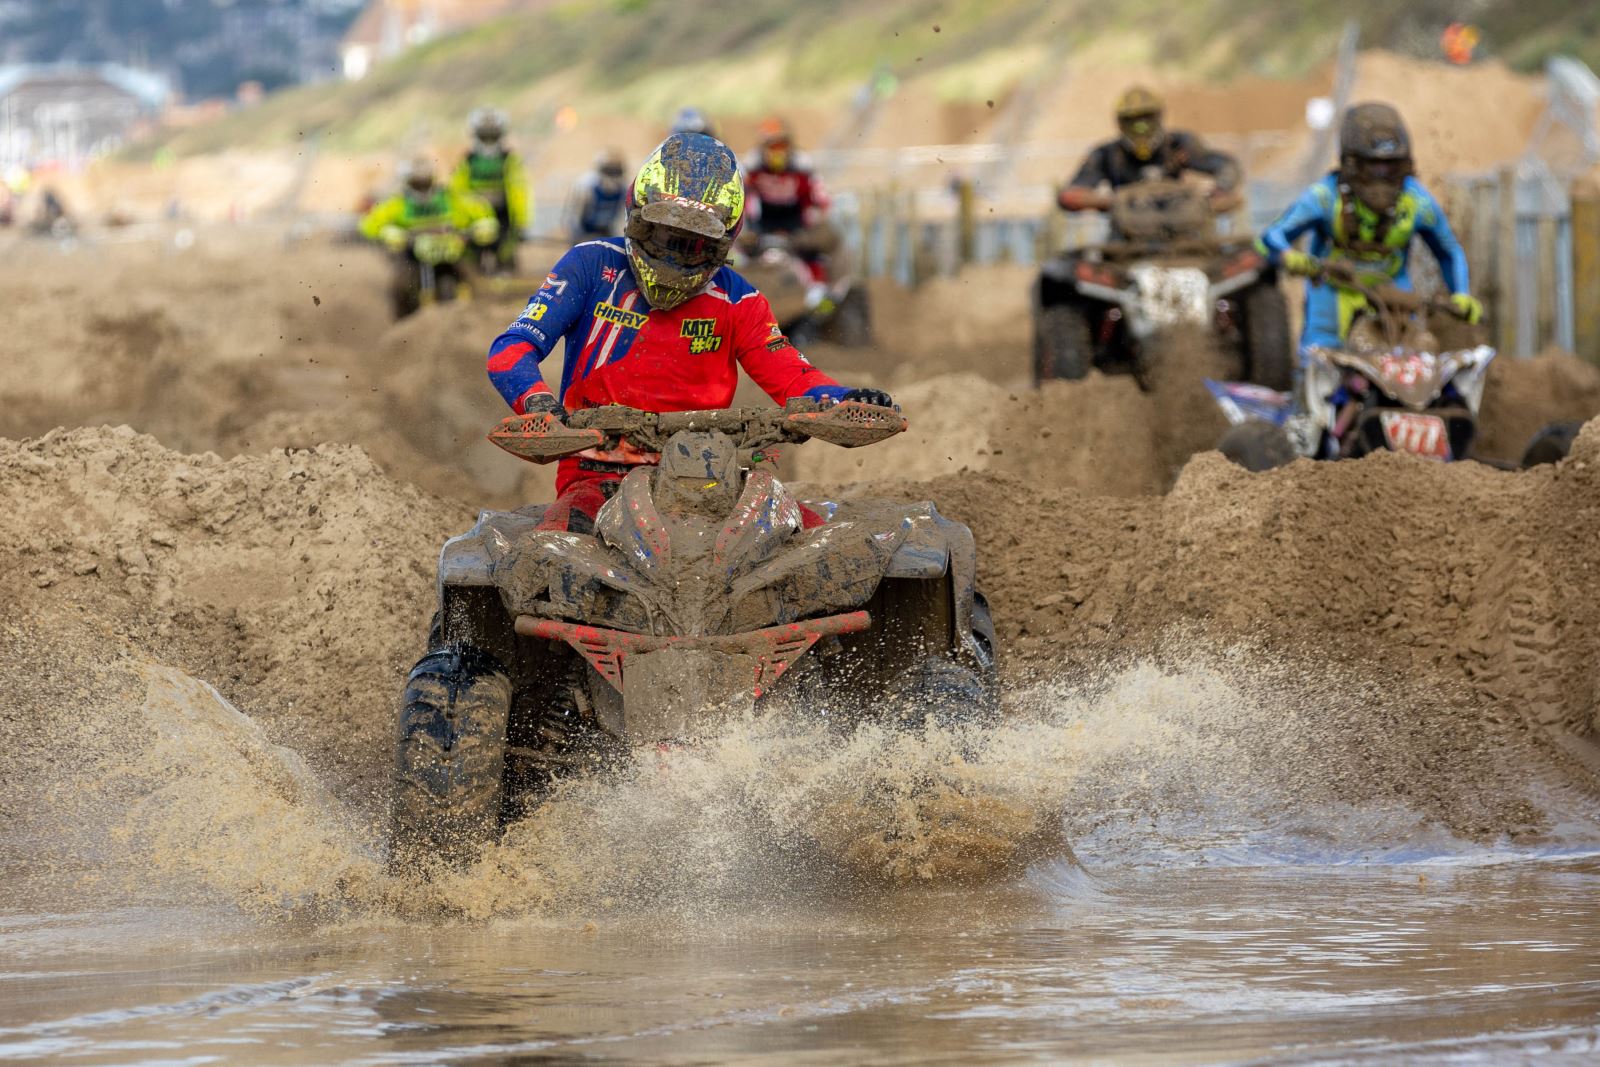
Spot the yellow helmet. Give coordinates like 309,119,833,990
1115,86,1166,161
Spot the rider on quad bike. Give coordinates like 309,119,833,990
1035,88,1284,387
1057,87,1243,224
449,107,529,274
743,117,837,278
391,134,998,865
360,156,501,317
566,149,628,241
1255,101,1482,359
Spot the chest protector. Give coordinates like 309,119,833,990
1331,183,1419,277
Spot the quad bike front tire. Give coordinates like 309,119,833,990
1521,421,1584,468
891,657,1001,730
1034,303,1094,384
1218,419,1297,472
390,646,513,867
1242,282,1293,391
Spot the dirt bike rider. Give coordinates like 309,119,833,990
1255,102,1481,358
566,149,628,240
449,107,529,272
486,131,891,534
743,117,837,279
359,156,500,310
1058,87,1242,223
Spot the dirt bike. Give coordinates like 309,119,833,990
390,227,472,319
1207,259,1496,469
390,399,998,864
733,229,872,347
1034,178,1291,390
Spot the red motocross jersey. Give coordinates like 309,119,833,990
487,237,843,490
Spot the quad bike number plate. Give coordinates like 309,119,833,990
1379,411,1450,460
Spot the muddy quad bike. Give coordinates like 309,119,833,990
1206,259,1495,469
734,229,872,348
1034,179,1290,390
390,399,998,864
391,227,473,319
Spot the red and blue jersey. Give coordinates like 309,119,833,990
488,237,840,418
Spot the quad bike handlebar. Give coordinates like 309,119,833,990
488,398,907,464
1311,258,1462,319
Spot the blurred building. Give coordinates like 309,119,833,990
0,63,171,168
339,0,524,79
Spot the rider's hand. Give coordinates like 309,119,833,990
840,387,896,409
1281,250,1320,278
1450,292,1484,325
469,218,500,247
518,391,569,423
379,225,408,253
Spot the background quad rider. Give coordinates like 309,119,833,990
742,117,838,279
450,107,529,275
1057,87,1243,227
359,157,500,317
1254,101,1483,367
566,148,628,241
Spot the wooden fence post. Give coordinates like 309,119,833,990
1495,168,1520,356
955,177,976,267
1572,181,1600,364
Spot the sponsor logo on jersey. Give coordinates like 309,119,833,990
680,317,722,353
595,301,649,330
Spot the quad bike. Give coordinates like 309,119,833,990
390,227,474,319
390,399,998,864
1206,259,1510,470
734,228,872,347
1034,178,1291,390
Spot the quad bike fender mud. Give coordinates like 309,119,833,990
437,505,549,596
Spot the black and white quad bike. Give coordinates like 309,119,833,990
1033,178,1291,390
390,400,998,865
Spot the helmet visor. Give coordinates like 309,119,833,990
626,216,727,270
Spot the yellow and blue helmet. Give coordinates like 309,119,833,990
624,132,746,310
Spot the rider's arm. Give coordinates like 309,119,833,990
1412,183,1471,294
448,159,472,199
800,169,831,228
1058,145,1111,211
1254,179,1334,265
357,197,404,240
505,151,531,233
487,245,593,412
1173,131,1242,192
728,286,840,401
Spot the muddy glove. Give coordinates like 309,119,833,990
519,391,568,423
1450,293,1484,325
841,387,896,409
469,217,500,247
379,225,408,253
1281,250,1319,278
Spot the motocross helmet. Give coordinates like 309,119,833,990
1115,86,1166,162
1339,102,1413,214
671,106,714,137
400,155,437,197
758,116,793,172
624,132,745,310
469,106,508,150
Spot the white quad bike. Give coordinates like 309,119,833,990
1206,259,1518,469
